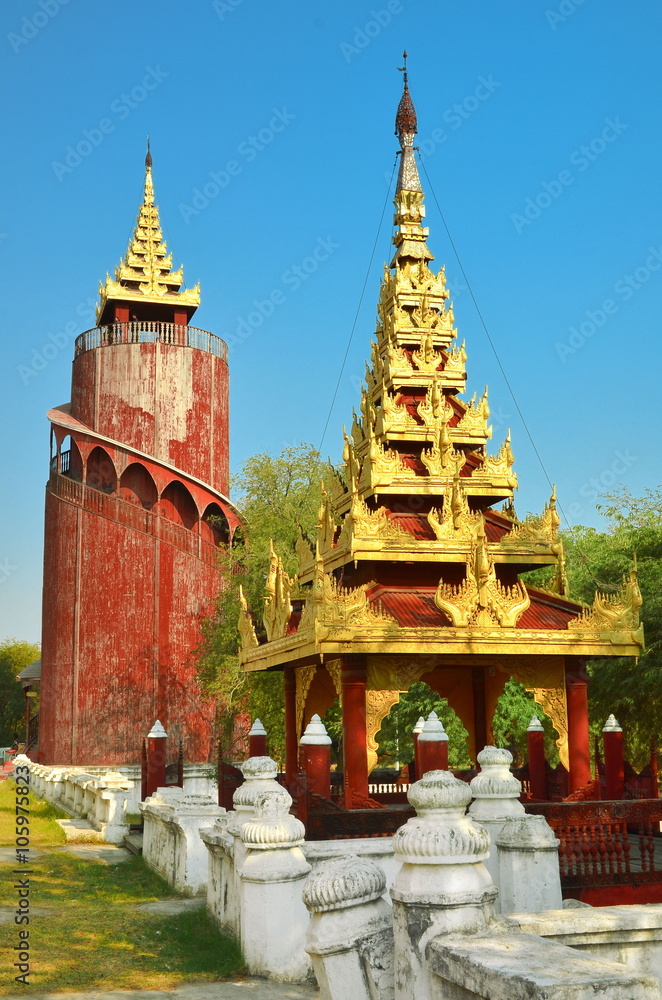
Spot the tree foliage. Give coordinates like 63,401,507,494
0,639,40,746
561,486,662,768
491,678,560,767
195,444,326,765
375,683,473,769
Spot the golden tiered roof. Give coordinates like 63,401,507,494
96,144,200,323
239,73,643,766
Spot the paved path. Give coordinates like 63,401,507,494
1,981,318,1000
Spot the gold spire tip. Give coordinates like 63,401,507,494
145,135,152,170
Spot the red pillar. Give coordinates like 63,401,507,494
300,714,332,799
472,666,488,758
527,716,548,800
146,720,167,798
248,718,268,757
413,716,425,780
341,658,369,808
602,714,625,800
418,712,449,774
284,668,298,789
565,660,591,793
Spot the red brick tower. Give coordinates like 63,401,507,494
39,146,241,765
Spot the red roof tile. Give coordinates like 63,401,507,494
365,583,582,631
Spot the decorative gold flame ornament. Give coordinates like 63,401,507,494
97,143,200,322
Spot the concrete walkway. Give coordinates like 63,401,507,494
1,982,319,1000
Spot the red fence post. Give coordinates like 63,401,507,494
284,667,298,791
418,712,449,775
413,716,425,780
603,714,625,800
527,716,548,801
141,738,148,801
248,718,268,758
300,714,332,799
145,720,167,799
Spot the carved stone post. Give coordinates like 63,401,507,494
239,786,311,980
145,719,167,799
418,711,449,774
226,755,284,942
391,769,497,1000
341,658,369,807
303,855,394,1000
300,714,332,799
565,659,591,792
496,815,563,913
284,667,298,789
248,718,268,758
468,745,525,910
527,715,548,800
603,714,625,800
412,716,424,780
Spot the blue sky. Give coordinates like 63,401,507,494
1,1,660,642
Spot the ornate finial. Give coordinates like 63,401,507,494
96,140,200,324
603,714,623,733
395,51,417,139
397,49,408,84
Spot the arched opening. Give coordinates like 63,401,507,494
55,435,83,481
118,463,158,509
491,678,560,768
200,503,230,547
86,446,117,493
374,681,472,777
159,480,198,529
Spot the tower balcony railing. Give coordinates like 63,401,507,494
48,470,222,567
74,322,228,362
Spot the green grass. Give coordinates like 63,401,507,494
0,781,244,993
0,781,67,847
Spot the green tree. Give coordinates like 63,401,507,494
195,444,327,765
561,487,662,769
491,678,560,767
0,639,40,746
375,683,472,769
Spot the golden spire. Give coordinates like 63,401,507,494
96,140,200,324
392,53,433,266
